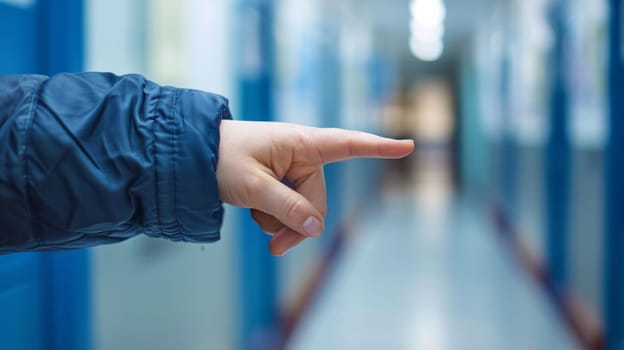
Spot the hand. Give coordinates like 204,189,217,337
216,120,414,256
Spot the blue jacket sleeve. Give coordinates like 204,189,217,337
0,72,231,252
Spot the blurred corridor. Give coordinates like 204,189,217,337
0,0,621,349
288,158,578,350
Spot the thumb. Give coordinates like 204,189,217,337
248,173,324,238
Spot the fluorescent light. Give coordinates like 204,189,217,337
410,19,444,42
410,37,444,61
409,0,446,62
410,0,446,27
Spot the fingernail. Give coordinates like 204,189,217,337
303,216,322,237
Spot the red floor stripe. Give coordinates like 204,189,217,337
276,209,361,350
491,202,604,350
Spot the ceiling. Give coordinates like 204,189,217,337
362,0,502,84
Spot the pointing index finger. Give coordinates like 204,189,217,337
311,128,414,164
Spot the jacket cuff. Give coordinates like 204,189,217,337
147,84,231,242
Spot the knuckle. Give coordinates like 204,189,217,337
347,136,356,157
242,174,266,200
319,206,328,218
292,127,309,155
284,198,306,221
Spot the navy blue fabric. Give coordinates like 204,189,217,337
0,72,231,252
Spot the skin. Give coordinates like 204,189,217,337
217,120,414,256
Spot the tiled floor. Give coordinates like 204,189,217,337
287,171,579,350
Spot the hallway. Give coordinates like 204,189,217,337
287,166,580,349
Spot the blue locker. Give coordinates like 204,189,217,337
0,2,48,348
236,1,279,349
545,0,571,292
0,254,45,349
0,3,41,74
605,1,624,348
0,1,89,349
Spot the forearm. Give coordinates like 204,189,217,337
0,73,230,252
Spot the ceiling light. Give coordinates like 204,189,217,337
410,37,444,61
410,0,446,27
409,0,446,62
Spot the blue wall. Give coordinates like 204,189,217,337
0,1,90,349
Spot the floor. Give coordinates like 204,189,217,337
286,160,580,350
